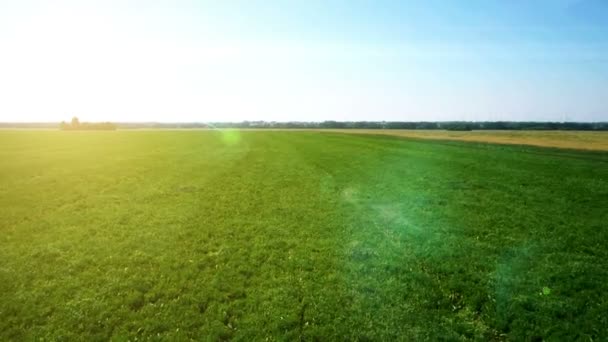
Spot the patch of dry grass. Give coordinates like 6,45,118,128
318,129,608,151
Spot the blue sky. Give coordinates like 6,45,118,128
0,0,607,122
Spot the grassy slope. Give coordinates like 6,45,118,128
0,130,607,340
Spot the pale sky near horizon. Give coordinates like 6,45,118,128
0,0,607,122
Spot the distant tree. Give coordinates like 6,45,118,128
59,117,116,130
446,122,473,131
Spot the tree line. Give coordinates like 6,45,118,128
0,120,606,131
133,121,608,131
59,117,117,130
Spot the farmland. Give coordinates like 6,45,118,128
1,130,607,340
318,129,608,151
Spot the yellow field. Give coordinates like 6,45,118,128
319,129,608,151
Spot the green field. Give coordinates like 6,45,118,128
1,130,607,340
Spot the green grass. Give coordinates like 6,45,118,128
1,130,607,340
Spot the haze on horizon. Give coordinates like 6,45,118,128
0,0,607,123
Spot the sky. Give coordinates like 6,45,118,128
0,0,607,123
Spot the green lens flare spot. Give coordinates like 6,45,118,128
220,130,241,145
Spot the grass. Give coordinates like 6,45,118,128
318,129,608,151
1,130,607,340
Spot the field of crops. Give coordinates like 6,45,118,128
319,129,608,151
1,130,607,340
